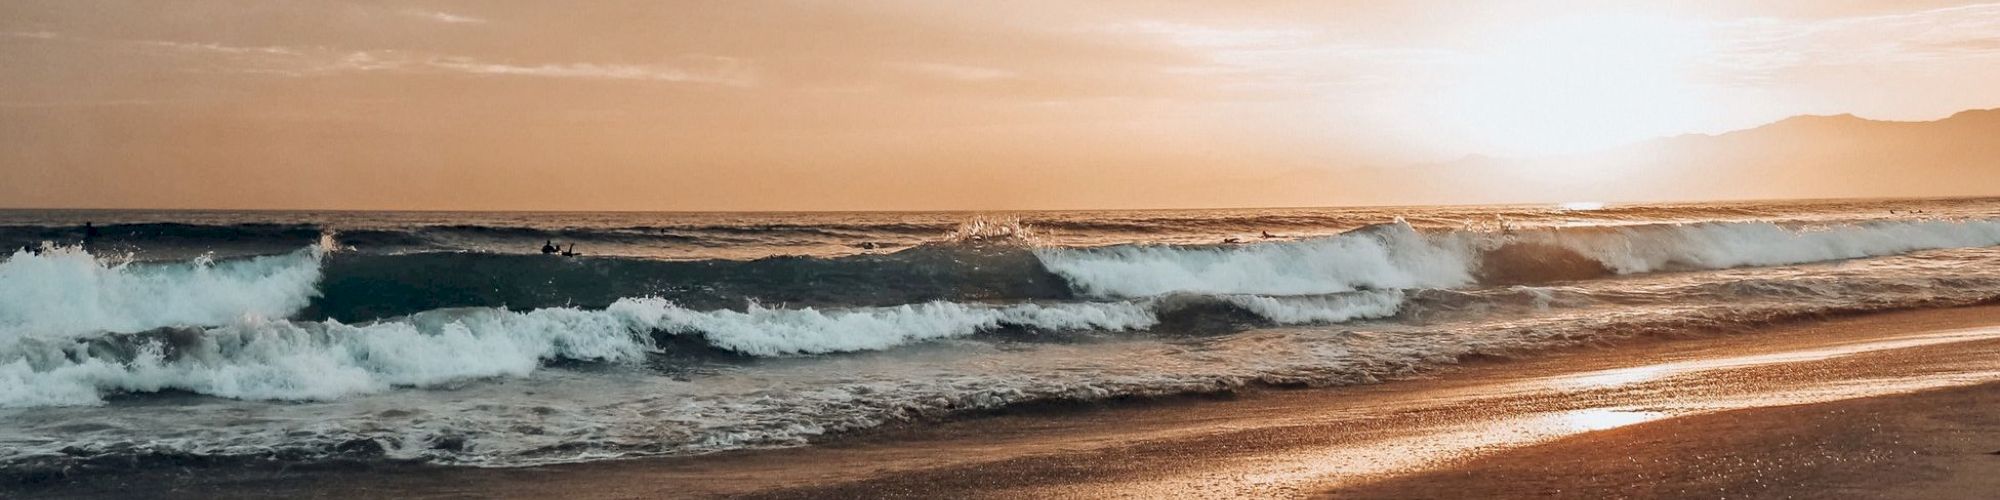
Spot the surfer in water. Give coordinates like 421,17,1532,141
560,243,580,257
541,240,560,255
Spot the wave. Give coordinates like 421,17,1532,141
0,246,325,341
1,304,653,407
13,269,1999,470
12,215,1990,406
639,299,1157,356
1036,218,2000,298
1037,222,1478,298
0,291,1416,407
9,217,1999,338
308,244,1073,320
1545,219,2000,273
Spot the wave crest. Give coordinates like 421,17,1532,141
1035,218,2000,298
1,245,326,341
0,291,1416,407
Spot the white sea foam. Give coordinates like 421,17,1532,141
1216,291,1406,324
1549,219,2000,274
1036,219,2000,298
1036,221,1479,298
10,243,2000,470
10,218,1995,409
630,299,1158,356
0,293,1406,407
0,246,326,341
0,305,656,407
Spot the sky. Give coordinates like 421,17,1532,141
3,0,1999,211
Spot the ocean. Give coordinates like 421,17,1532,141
4,198,2000,474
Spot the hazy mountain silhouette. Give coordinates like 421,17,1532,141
1332,108,2000,205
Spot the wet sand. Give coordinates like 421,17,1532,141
1324,382,2000,499
12,306,2000,499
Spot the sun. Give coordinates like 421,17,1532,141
1443,14,1715,155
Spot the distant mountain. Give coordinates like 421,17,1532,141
1333,108,2000,205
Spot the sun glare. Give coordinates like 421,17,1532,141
1552,409,1666,432
1445,14,1715,155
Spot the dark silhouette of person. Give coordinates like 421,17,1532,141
560,243,579,257
1261,230,1276,239
541,240,559,255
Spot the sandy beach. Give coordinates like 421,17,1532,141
1325,382,2000,499
10,305,2000,499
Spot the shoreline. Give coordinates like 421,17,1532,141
11,305,2000,498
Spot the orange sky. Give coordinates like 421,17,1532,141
3,0,1998,210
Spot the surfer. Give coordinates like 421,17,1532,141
560,243,580,257
1222,237,1241,244
541,240,559,255
1261,230,1276,239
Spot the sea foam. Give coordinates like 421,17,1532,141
0,246,326,341
0,293,1409,407
1035,218,2000,298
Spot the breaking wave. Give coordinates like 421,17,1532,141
0,293,1412,407
1,304,651,407
1037,222,1478,298
5,217,2000,409
0,245,325,340
1548,218,2000,273
1036,218,2000,297
10,204,2000,475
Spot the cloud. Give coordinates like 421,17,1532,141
890,62,1018,82
1104,20,1461,96
61,34,756,86
426,57,756,86
139,40,303,56
404,9,488,25
1109,21,1321,50
1704,3,2000,80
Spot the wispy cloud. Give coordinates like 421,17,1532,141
1106,20,1460,95
1109,21,1322,50
404,9,488,25
890,62,1018,82
139,40,303,56
426,57,756,85
49,34,757,87
1704,3,2000,81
